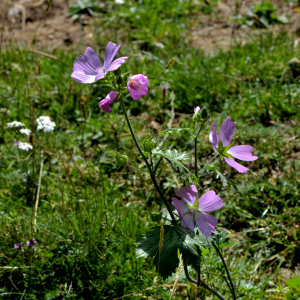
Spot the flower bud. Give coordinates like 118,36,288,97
193,106,210,122
150,211,162,223
143,138,156,152
199,107,209,120
114,152,128,167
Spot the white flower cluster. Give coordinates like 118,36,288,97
19,128,31,136
36,116,56,133
6,121,24,128
15,142,33,151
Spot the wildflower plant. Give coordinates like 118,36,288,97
71,41,259,300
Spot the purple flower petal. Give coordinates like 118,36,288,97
195,212,218,237
174,185,198,206
198,191,224,212
99,91,118,113
220,117,236,147
127,74,149,100
181,213,194,231
209,122,219,148
172,197,189,218
106,57,128,72
224,157,249,173
227,145,258,161
71,47,104,84
104,42,121,71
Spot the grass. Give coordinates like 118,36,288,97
0,0,300,299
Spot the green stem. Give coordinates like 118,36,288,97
194,122,204,177
120,97,177,225
154,157,163,174
212,241,236,300
183,262,227,300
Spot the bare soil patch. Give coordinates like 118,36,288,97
0,0,299,54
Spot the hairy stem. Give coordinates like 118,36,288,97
183,263,227,300
120,97,177,225
212,241,236,300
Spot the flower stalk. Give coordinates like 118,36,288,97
183,261,226,300
120,96,177,225
212,241,236,300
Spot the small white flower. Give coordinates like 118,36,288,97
115,0,125,4
19,128,31,136
36,116,56,133
16,142,33,151
6,121,25,128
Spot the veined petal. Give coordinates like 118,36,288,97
106,57,128,72
73,47,102,75
198,190,224,212
104,42,121,71
71,71,97,84
72,47,103,83
174,185,198,206
181,213,194,231
220,117,236,147
95,73,105,81
171,197,189,218
224,157,249,173
227,145,258,161
195,212,218,237
209,122,219,148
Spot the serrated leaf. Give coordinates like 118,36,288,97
136,225,211,279
159,128,193,136
213,230,233,249
152,148,197,182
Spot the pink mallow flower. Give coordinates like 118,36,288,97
127,74,149,100
172,185,224,237
71,42,128,84
99,91,118,113
209,116,258,173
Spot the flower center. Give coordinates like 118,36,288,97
95,67,104,74
129,80,140,90
184,209,194,217
217,143,233,159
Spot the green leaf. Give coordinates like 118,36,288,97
159,128,193,136
152,148,197,182
215,170,238,191
213,230,234,249
287,277,300,289
136,225,211,279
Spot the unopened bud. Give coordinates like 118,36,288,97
114,152,128,167
143,138,156,152
150,211,162,223
193,106,210,122
199,107,209,120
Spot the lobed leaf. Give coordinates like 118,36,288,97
152,148,197,182
136,225,212,279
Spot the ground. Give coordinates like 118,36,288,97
1,0,299,54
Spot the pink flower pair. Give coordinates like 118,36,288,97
99,74,149,113
71,41,149,113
